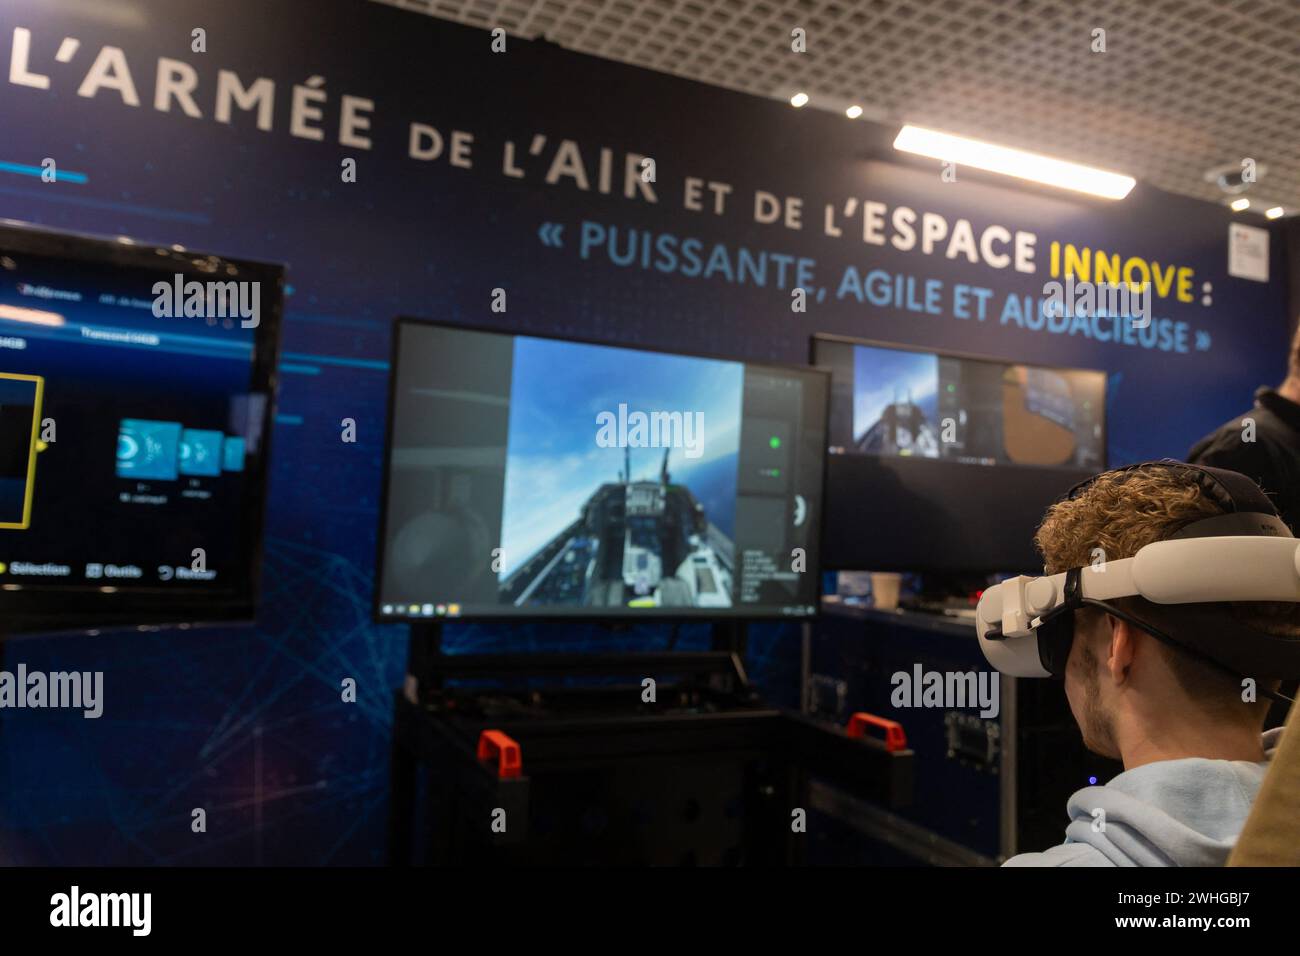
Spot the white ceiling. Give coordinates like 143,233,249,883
374,0,1300,216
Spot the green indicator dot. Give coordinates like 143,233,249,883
947,384,956,393
769,436,781,449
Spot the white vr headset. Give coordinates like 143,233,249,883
976,462,1300,687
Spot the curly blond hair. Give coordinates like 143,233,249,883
1035,467,1222,574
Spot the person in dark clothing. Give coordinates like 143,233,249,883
1188,324,1300,723
1188,324,1300,534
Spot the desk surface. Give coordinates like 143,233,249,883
820,597,978,639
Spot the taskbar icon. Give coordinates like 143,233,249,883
384,602,462,618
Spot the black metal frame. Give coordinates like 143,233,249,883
401,619,752,700
388,620,914,865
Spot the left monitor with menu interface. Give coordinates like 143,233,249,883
0,223,282,634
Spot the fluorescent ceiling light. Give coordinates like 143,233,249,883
790,92,809,108
1230,198,1251,211
1265,206,1284,219
893,125,1136,200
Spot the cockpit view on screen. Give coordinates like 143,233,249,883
842,342,1105,469
377,321,827,619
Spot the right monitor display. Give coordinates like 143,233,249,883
375,320,828,621
812,334,1107,573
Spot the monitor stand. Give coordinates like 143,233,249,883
402,619,752,706
387,616,915,864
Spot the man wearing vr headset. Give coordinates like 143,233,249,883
977,461,1300,866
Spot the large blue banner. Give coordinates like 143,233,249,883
0,0,1288,864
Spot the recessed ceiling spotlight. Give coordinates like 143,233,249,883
790,92,809,108
1265,206,1284,219
1230,198,1251,212
845,105,863,119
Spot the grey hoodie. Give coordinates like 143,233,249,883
1004,728,1282,867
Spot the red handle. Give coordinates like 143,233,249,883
846,712,907,752
476,729,523,779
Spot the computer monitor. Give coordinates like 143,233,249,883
0,223,282,633
811,334,1107,574
376,319,829,620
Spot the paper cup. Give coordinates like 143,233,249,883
871,572,903,610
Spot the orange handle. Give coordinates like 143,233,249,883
846,712,907,752
476,729,523,779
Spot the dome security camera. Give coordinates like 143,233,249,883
1205,161,1267,195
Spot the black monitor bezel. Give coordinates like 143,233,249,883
810,331,1109,574
374,316,832,623
0,221,284,636
809,331,1109,462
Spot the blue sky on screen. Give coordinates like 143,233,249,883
498,337,743,577
853,344,939,442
